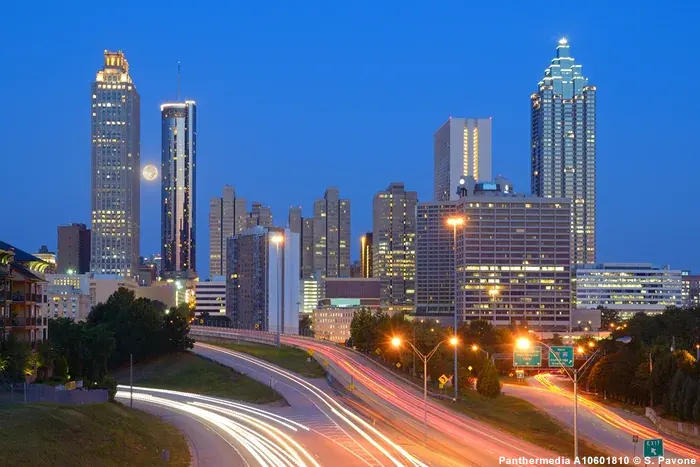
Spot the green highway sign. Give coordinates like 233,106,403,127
548,346,574,368
643,438,664,458
513,346,542,367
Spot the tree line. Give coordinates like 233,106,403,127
0,288,194,399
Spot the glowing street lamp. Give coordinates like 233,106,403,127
471,344,490,360
446,216,465,400
516,337,531,350
392,335,459,442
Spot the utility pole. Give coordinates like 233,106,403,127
649,352,653,407
573,368,579,459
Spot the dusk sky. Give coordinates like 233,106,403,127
3,1,698,278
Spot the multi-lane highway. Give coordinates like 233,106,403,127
505,373,700,462
191,327,560,465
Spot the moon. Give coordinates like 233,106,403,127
142,164,158,181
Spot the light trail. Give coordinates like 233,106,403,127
532,374,700,460
195,342,428,467
194,328,556,462
116,389,320,467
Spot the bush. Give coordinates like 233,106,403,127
476,359,501,398
94,376,117,402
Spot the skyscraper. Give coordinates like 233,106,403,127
57,223,91,274
434,117,492,201
161,100,197,279
531,38,596,264
209,185,247,277
360,232,373,278
246,202,273,228
288,207,314,278
373,183,417,311
313,188,351,278
90,50,140,276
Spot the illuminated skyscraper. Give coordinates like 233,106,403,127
90,50,140,276
531,39,596,264
373,183,417,311
360,232,373,278
313,188,351,278
161,100,197,279
209,185,247,277
434,117,492,201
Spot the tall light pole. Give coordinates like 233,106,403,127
471,344,491,361
271,234,284,348
516,337,600,459
446,216,464,399
392,335,459,442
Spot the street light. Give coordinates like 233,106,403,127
515,337,599,459
471,344,490,361
271,234,284,348
446,216,465,400
392,335,459,442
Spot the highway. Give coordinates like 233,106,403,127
504,374,700,463
191,328,561,465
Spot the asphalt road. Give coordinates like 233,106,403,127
192,328,561,466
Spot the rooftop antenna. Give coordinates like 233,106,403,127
177,61,181,101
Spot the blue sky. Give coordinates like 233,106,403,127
2,0,698,278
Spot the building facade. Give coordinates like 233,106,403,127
360,233,373,278
531,39,596,265
195,277,226,316
300,276,321,315
226,227,300,334
372,183,417,311
574,263,683,319
313,188,351,278
434,117,492,201
161,101,197,279
47,286,91,321
209,185,247,277
90,50,140,277
416,178,572,329
246,202,273,229
289,207,316,279
313,278,381,343
682,273,700,308
57,223,91,274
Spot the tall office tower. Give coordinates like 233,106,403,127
313,188,351,278
434,117,492,201
288,207,314,278
360,232,373,278
90,50,140,276
58,223,91,274
161,100,197,279
372,183,417,311
531,39,596,265
209,185,247,277
226,227,300,334
246,202,273,228
416,177,571,329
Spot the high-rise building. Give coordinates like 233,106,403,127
434,117,492,201
531,39,597,265
372,183,417,311
300,276,321,315
90,50,140,277
682,272,700,308
574,263,683,319
209,185,247,277
195,277,226,316
246,202,273,228
288,207,317,279
416,177,571,329
360,233,373,278
57,223,91,274
313,188,351,278
226,227,299,334
161,100,197,279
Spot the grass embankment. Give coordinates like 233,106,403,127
200,339,326,378
112,351,282,404
0,403,190,467
447,390,609,458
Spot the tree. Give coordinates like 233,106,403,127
665,369,685,415
0,334,31,382
299,314,314,337
599,306,620,329
350,308,387,353
476,358,501,398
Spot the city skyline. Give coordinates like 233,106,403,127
4,4,699,276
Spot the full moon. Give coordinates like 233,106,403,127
142,164,158,181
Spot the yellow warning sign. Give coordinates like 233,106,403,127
438,374,448,385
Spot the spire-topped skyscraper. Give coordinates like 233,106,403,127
531,38,596,264
90,50,140,277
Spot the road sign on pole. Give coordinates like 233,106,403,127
643,438,664,458
548,346,574,367
438,374,448,385
513,346,542,367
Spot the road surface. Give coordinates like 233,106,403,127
192,328,561,466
